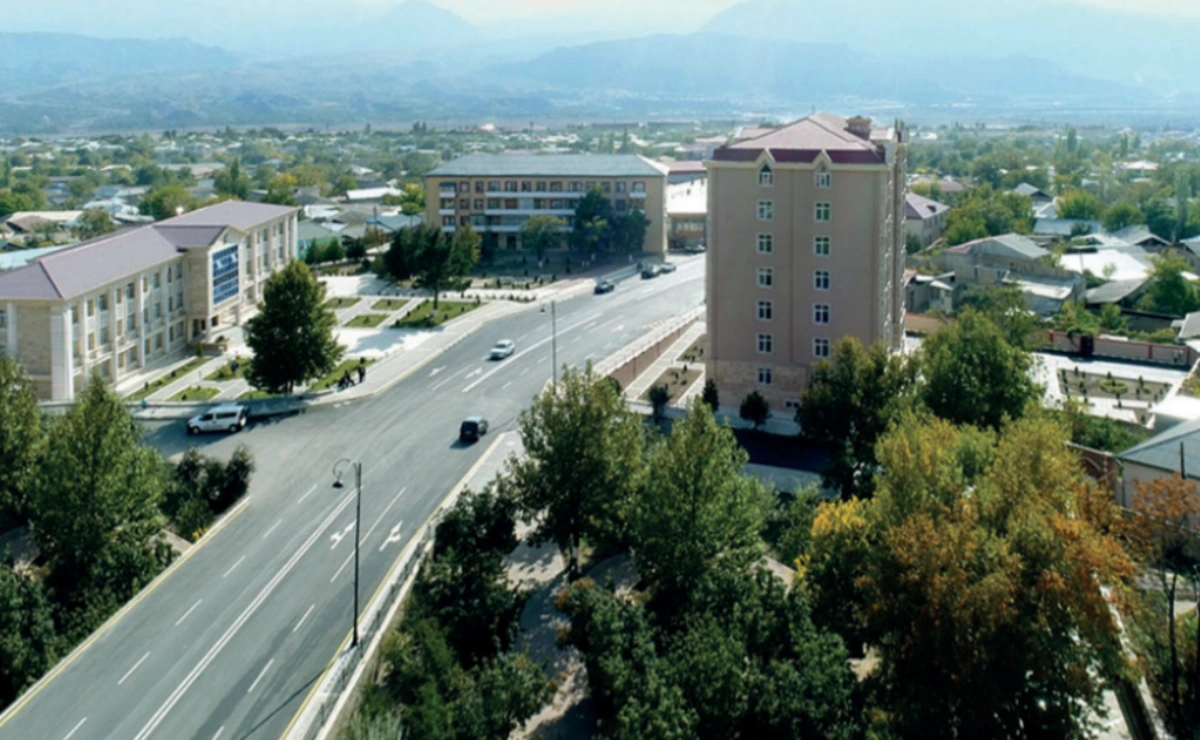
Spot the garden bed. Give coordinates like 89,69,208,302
168,385,220,403
677,336,707,364
394,300,480,328
238,389,280,401
642,367,702,404
1058,369,1171,404
310,357,378,391
344,313,391,328
323,297,361,310
371,298,409,312
126,356,212,401
206,356,251,381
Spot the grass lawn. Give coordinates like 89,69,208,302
642,367,702,404
238,389,279,401
1059,370,1171,403
127,356,212,402
394,300,479,329
678,336,707,364
323,297,361,310
168,385,220,403
371,298,409,312
344,313,390,328
310,357,377,392
206,356,251,381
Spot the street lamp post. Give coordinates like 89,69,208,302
332,458,363,648
551,300,558,387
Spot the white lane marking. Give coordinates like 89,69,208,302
262,519,282,539
211,728,224,740
462,313,600,393
536,355,548,364
293,604,315,634
520,367,530,376
465,368,483,379
610,324,625,332
296,484,318,504
431,368,465,392
502,381,513,390
583,321,599,330
221,555,245,579
62,718,87,740
329,522,354,549
175,599,202,627
360,488,407,546
131,490,357,740
330,551,354,582
246,659,274,694
118,652,151,685
429,365,446,377
379,521,405,552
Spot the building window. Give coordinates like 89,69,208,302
460,216,470,226
486,199,500,209
87,299,95,317
167,267,173,284
474,199,484,209
176,264,183,281
127,314,136,332
815,202,831,222
0,309,5,330
152,273,161,289
757,233,773,254
155,333,163,350
757,267,773,288
72,306,79,324
616,181,627,193
758,367,773,385
550,181,563,192
602,182,611,194
816,165,832,189
757,300,773,320
521,181,532,192
487,181,500,192
814,236,830,256
615,200,628,212
98,294,108,312
505,181,518,192
211,245,240,304
815,270,830,290
143,277,149,292
814,304,830,324
459,181,469,192
757,333,774,354
758,165,773,187
632,182,645,193
168,296,174,312
100,326,109,346
442,216,454,226
177,292,184,311
126,282,135,300
757,200,773,221
536,181,547,192
154,302,162,319
785,399,801,412
87,333,95,351
814,338,831,358
459,198,469,210
128,348,137,365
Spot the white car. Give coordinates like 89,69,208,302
187,404,248,435
490,339,516,360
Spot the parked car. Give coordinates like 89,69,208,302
641,266,661,279
684,243,706,254
490,339,516,359
187,404,248,435
659,262,678,273
460,416,489,443
594,279,615,294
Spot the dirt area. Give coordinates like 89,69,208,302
677,336,707,364
1057,369,1170,403
642,367,701,403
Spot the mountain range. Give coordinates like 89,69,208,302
2,0,1199,134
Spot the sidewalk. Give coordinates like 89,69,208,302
624,322,706,400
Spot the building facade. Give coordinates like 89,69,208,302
705,113,907,413
0,201,299,401
425,154,669,256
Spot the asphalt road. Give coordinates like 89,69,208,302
0,258,704,740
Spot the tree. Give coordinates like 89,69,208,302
570,186,613,254
0,357,42,526
163,446,255,541
648,384,670,422
1057,189,1104,221
72,209,116,241
214,158,250,200
29,377,171,635
332,174,358,197
385,224,479,309
955,282,1041,349
612,210,651,254
398,183,426,216
1139,252,1200,317
806,412,1133,738
739,391,769,429
798,338,920,499
1102,201,1145,232
921,309,1038,429
0,568,60,707
501,364,646,575
701,379,719,412
519,214,566,260
634,398,770,596
140,184,199,220
942,188,1034,246
244,261,343,394
1176,169,1192,243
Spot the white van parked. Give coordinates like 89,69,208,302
187,404,249,435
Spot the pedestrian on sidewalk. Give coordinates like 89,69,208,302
357,358,366,384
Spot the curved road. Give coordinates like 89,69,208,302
0,258,703,740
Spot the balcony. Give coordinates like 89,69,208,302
438,208,455,216
438,189,457,198
483,207,575,217
630,190,647,199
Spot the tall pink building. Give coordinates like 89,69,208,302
705,113,907,414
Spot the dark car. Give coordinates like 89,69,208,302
459,416,489,443
659,262,677,273
641,266,661,279
594,279,615,294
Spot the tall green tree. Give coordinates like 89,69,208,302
0,568,60,707
798,338,920,499
72,209,116,241
386,224,479,309
1056,189,1104,221
570,186,613,254
244,260,343,394
140,184,199,220
634,398,770,596
611,210,651,253
921,309,1038,429
214,158,250,200
1102,201,1145,232
1176,169,1193,243
501,364,646,575
1139,253,1200,316
29,378,171,634
398,183,426,216
0,357,42,525
519,214,566,260
955,282,1041,349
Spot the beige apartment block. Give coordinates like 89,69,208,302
0,200,299,401
425,154,669,256
705,113,907,414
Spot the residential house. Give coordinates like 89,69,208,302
667,179,707,250
705,112,907,412
904,192,950,248
1118,418,1200,507
0,201,299,401
906,272,955,314
1013,183,1054,207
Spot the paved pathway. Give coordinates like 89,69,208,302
623,321,706,400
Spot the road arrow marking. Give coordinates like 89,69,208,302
429,366,446,377
330,522,354,549
380,521,404,552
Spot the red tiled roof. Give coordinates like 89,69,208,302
713,112,886,165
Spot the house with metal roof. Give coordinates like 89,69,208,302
1119,417,1200,505
1013,183,1053,205
425,153,669,255
0,200,299,401
904,192,950,248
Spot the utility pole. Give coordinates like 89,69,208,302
332,458,363,648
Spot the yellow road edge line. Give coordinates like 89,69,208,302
0,495,253,729
277,433,509,739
